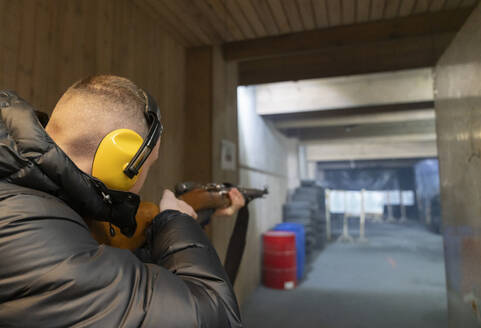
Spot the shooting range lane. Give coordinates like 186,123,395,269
242,222,447,328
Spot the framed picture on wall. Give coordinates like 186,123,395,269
221,139,236,171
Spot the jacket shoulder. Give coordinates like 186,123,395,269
0,182,86,227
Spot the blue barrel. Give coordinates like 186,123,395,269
273,222,305,280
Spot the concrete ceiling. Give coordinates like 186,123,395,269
255,68,433,115
257,67,439,161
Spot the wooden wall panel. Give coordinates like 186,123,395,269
0,0,187,202
184,47,213,183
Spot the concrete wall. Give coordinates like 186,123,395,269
435,4,481,327
233,86,298,305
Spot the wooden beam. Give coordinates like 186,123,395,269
223,8,473,61
238,32,454,85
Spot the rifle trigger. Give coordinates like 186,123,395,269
109,223,116,237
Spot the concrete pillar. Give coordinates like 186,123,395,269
298,145,308,180
325,189,331,241
358,189,368,243
435,4,481,326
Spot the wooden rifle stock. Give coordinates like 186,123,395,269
86,183,268,251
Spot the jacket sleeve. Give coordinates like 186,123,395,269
141,210,242,327
0,196,242,328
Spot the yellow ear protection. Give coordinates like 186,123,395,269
92,91,162,191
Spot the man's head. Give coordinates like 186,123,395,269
46,75,160,194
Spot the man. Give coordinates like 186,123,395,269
0,76,243,327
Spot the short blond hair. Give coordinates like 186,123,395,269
46,75,150,172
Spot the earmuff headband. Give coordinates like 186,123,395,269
123,91,163,179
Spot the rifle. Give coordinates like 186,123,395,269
86,182,268,251
174,182,268,226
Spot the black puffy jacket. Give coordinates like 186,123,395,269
0,91,242,327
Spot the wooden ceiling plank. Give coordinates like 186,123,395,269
249,0,280,35
136,0,199,46
413,0,432,13
444,0,463,8
297,0,317,30
342,0,357,24
429,0,447,10
357,0,371,22
384,0,401,18
459,0,479,7
177,0,225,43
370,0,386,20
281,0,305,32
205,0,245,40
158,0,213,44
267,0,292,34
224,8,472,61
236,0,269,37
192,0,237,42
327,0,342,26
149,0,212,44
312,0,330,27
224,0,257,39
399,0,418,16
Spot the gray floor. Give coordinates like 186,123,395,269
242,222,448,328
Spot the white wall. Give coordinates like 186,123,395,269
234,86,298,305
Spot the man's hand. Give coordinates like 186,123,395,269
213,188,246,218
159,190,198,219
